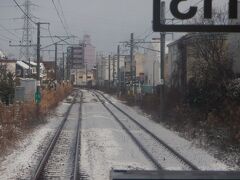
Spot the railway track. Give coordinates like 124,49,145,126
92,90,200,171
31,90,83,180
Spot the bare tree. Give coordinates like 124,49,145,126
186,8,233,108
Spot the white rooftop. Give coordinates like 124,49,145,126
17,61,30,69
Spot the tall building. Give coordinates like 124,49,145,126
67,45,85,69
66,44,85,83
83,35,96,70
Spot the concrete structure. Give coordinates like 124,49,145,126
96,54,125,87
83,35,96,70
67,44,85,84
135,52,145,83
67,44,85,70
18,78,37,102
70,68,95,86
96,54,110,87
166,33,240,90
42,61,55,80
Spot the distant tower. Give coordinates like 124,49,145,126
83,34,91,44
19,0,34,62
83,34,96,70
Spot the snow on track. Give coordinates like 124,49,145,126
41,103,80,179
101,91,231,171
80,90,155,180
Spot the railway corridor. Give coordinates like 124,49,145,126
80,90,229,180
0,89,230,180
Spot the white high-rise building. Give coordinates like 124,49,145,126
83,35,96,70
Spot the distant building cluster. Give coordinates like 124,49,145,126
66,34,96,86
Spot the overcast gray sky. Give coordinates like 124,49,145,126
0,0,227,60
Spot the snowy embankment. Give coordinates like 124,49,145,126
0,100,71,179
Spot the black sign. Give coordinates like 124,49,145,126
153,0,240,32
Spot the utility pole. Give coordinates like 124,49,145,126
55,43,58,81
85,64,88,87
108,55,111,90
113,55,115,87
160,1,166,121
130,33,134,83
35,22,50,108
96,63,99,88
117,45,120,95
36,22,41,111
62,52,65,81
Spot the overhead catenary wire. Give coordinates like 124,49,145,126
47,25,55,44
57,0,70,33
51,0,69,37
135,44,161,53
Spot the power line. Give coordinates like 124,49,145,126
0,24,20,39
51,0,69,36
48,25,55,44
135,45,161,53
12,0,37,25
57,0,70,32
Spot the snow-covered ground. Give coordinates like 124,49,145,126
0,100,71,179
100,91,231,170
80,90,155,180
80,90,231,180
0,90,233,180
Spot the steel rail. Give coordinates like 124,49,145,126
93,91,163,170
31,92,77,180
95,90,200,171
73,91,83,180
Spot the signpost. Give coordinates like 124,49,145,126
152,0,240,120
35,90,41,104
153,0,240,32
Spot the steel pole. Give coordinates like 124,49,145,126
62,52,65,81
160,1,166,121
117,45,120,95
55,43,58,81
108,55,111,90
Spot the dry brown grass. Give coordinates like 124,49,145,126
0,83,73,154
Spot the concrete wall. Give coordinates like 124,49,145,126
20,78,36,101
